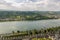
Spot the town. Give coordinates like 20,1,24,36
0,26,60,40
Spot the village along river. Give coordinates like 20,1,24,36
0,19,60,34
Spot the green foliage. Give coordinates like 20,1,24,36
0,11,58,21
17,30,20,33
11,26,60,36
32,38,52,40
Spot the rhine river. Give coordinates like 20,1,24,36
0,19,60,34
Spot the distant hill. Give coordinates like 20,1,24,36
0,11,59,21
0,11,60,16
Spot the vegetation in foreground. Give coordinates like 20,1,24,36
11,26,60,36
1,26,60,40
32,38,52,40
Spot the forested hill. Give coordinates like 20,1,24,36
0,11,59,21
0,11,60,15
0,11,39,16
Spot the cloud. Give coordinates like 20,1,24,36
0,0,60,11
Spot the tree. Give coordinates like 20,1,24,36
17,30,20,33
31,29,38,35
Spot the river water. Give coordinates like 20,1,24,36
0,19,60,34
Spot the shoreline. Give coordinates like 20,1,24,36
0,19,59,22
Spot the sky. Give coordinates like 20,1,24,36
0,0,60,11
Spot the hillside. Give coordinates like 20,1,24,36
0,11,59,21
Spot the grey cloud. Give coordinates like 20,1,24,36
29,0,43,2
14,0,26,3
29,0,38,2
0,0,60,11
52,0,60,2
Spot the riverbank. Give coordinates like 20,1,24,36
0,18,58,22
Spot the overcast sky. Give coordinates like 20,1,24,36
0,0,60,11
